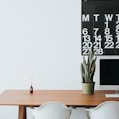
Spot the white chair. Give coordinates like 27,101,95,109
30,102,71,119
86,101,119,119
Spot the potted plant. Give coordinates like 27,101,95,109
81,49,97,94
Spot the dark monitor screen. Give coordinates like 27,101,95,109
100,59,119,85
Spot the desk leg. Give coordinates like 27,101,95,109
18,106,27,119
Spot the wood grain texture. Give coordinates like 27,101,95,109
0,90,119,119
0,90,118,106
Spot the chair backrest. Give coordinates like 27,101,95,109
31,102,71,119
86,101,119,119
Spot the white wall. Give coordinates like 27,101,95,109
0,0,81,118
0,0,81,92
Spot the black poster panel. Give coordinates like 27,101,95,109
82,0,119,55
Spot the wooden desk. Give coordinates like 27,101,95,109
0,90,119,119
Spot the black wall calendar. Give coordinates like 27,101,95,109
82,0,119,55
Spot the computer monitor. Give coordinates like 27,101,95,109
100,59,119,90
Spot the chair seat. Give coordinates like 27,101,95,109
30,102,71,119
86,101,119,119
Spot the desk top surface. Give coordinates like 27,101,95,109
0,90,118,106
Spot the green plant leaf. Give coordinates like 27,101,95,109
81,49,97,83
